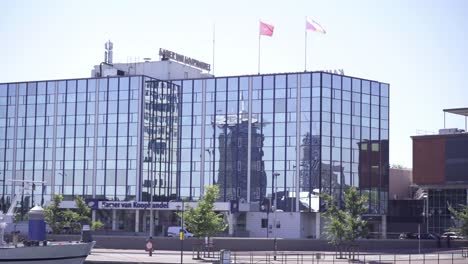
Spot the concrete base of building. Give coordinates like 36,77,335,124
48,234,466,252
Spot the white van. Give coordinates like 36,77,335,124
167,226,193,238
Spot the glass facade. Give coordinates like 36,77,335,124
0,77,143,211
427,189,467,235
172,72,389,214
0,72,389,215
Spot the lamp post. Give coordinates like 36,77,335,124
176,200,185,264
423,193,428,233
261,202,270,238
272,172,280,261
57,172,67,194
205,149,213,185
419,192,428,254
147,150,155,238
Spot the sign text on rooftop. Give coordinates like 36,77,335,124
159,48,211,72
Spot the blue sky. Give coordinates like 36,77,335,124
1,0,468,167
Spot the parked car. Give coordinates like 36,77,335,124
418,233,440,240
399,232,418,239
167,226,193,238
441,232,464,240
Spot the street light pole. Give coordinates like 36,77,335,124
58,172,67,195
272,172,280,261
261,203,270,238
148,151,154,238
179,200,185,264
423,193,428,233
205,149,213,185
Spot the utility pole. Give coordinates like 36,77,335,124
273,172,280,261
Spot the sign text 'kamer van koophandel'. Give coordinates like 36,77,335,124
159,48,211,72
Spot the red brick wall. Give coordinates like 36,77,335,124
412,137,445,184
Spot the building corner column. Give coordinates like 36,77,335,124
142,210,147,232
112,209,117,231
135,210,140,233
381,214,387,239
315,212,321,239
228,213,236,236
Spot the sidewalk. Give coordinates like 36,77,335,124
85,248,468,264
85,248,214,264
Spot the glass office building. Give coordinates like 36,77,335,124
0,71,389,230
172,72,389,214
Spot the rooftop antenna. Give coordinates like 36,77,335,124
104,40,113,64
240,91,246,113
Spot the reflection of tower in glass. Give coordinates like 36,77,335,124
214,99,266,202
143,80,179,200
299,133,320,192
299,133,341,202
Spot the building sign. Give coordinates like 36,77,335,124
159,48,211,72
322,69,345,75
99,201,169,210
93,201,231,211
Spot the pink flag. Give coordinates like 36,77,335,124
306,17,326,34
259,21,274,37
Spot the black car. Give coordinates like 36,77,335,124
418,233,440,240
399,232,440,240
399,232,418,239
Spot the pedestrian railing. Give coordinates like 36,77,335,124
461,247,468,258
217,251,468,264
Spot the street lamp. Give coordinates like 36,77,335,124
205,149,214,185
422,193,429,233
57,172,67,194
145,150,156,238
175,200,185,264
261,200,270,238
272,172,280,261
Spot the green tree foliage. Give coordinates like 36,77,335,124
74,196,91,223
74,196,104,231
448,204,468,236
44,194,66,234
44,194,103,234
343,187,368,243
181,185,227,238
322,193,346,246
322,187,368,249
91,221,104,231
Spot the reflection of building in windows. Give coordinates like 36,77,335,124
142,80,180,201
299,133,340,199
358,140,389,189
214,102,266,202
299,133,320,192
358,139,389,214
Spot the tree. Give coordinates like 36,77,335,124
180,185,227,258
322,193,346,247
448,204,468,236
45,194,104,234
182,185,227,237
44,194,66,234
343,187,368,243
322,187,368,258
74,196,103,231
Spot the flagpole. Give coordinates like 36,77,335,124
258,23,261,74
212,22,215,75
304,22,307,72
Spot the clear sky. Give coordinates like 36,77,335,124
1,0,468,168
